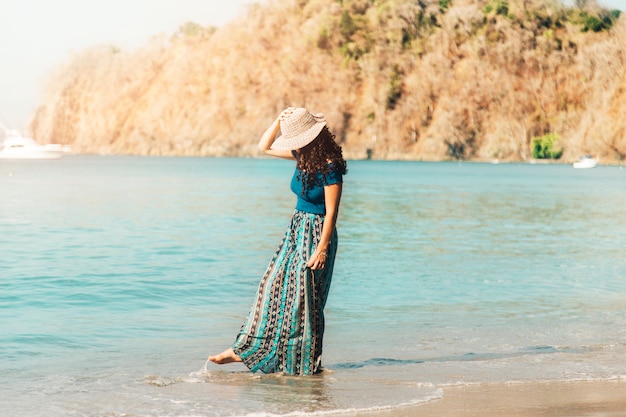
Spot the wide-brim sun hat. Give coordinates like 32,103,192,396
270,108,326,151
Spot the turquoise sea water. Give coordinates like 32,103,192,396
1,156,626,416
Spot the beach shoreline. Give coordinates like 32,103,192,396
348,380,626,417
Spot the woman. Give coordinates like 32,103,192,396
208,107,347,375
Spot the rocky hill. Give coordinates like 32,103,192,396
29,0,625,162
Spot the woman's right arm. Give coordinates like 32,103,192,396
258,109,295,160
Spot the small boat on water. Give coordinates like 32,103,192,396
573,155,597,169
0,130,70,160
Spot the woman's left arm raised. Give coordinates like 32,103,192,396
307,183,342,270
258,108,296,160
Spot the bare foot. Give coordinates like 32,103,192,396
208,348,242,365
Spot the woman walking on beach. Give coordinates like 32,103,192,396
209,107,347,376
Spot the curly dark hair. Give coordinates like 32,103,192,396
296,126,347,193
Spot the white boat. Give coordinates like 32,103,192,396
573,155,598,169
0,130,70,160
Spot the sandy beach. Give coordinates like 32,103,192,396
352,380,626,417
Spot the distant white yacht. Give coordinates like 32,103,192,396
0,129,71,160
572,155,598,169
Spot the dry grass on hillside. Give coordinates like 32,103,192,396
30,0,626,162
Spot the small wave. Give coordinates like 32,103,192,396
142,359,443,417
144,360,258,387
330,344,602,370
143,375,178,387
332,357,423,369
237,390,443,417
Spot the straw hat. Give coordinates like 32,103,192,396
270,108,326,150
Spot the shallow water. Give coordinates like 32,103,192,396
1,157,625,416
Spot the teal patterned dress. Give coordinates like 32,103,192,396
231,165,342,375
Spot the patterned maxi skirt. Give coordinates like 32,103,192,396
232,210,338,375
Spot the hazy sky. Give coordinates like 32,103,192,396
1,0,624,131
0,0,251,130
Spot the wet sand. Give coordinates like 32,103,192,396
352,380,626,417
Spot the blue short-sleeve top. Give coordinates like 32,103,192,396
290,165,343,215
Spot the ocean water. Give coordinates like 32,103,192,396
1,156,625,416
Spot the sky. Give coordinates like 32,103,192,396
0,0,624,131
0,0,252,130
